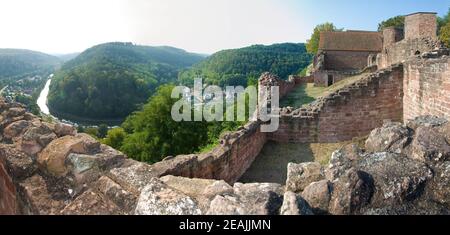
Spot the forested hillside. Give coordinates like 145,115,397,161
0,49,61,79
179,43,312,87
48,42,205,120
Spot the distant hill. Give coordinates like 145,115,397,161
55,52,81,62
0,49,61,79
179,43,313,87
48,42,205,120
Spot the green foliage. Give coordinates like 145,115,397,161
48,42,205,120
378,15,405,31
84,127,100,139
299,66,308,76
97,124,109,138
179,43,312,86
439,9,450,47
118,85,210,163
104,84,254,163
306,23,342,54
14,94,40,115
77,125,85,133
102,127,126,149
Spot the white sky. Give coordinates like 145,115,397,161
0,0,310,54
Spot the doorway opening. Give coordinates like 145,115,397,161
327,75,334,86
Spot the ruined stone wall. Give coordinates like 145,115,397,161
314,70,360,87
154,121,268,184
259,72,314,99
378,37,440,69
404,56,450,121
404,13,437,41
0,158,16,215
324,50,377,71
269,64,404,143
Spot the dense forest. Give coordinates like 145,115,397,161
48,42,206,120
179,43,313,87
0,49,60,80
102,84,248,163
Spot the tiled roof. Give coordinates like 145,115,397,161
319,31,383,52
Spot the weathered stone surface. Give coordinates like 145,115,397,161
67,153,102,189
17,175,66,215
96,144,126,171
409,126,450,162
280,191,314,215
20,124,57,156
442,122,450,143
406,115,448,130
160,175,233,213
5,107,25,118
108,160,158,194
426,162,450,207
203,180,234,197
134,178,201,215
37,134,101,177
1,145,36,180
61,190,122,215
54,123,77,137
94,176,137,214
286,162,324,193
329,169,375,215
68,153,99,174
365,121,410,154
325,144,362,182
358,152,433,207
302,180,332,214
207,183,284,215
161,176,233,199
4,120,31,139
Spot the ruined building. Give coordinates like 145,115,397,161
314,30,382,86
1,12,450,215
313,12,443,87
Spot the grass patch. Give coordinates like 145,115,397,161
280,73,370,109
280,83,326,109
239,136,368,184
239,141,350,184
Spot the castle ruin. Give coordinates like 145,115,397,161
1,12,450,215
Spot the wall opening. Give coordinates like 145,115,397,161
327,75,334,86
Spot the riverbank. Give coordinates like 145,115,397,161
47,105,125,126
36,78,124,127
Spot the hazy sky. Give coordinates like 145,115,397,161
0,0,448,54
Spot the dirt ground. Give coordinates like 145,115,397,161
239,141,356,184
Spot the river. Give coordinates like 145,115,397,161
37,77,52,115
36,76,121,127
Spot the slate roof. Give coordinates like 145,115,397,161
319,31,383,52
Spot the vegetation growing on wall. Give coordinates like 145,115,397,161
306,23,343,54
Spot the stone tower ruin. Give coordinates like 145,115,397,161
404,12,437,40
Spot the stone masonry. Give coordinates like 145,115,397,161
0,98,449,215
1,11,450,215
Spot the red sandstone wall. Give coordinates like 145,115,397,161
0,159,17,215
274,75,314,99
325,50,376,70
155,122,267,184
378,38,440,69
404,13,437,41
269,64,404,143
314,70,359,87
404,57,450,121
